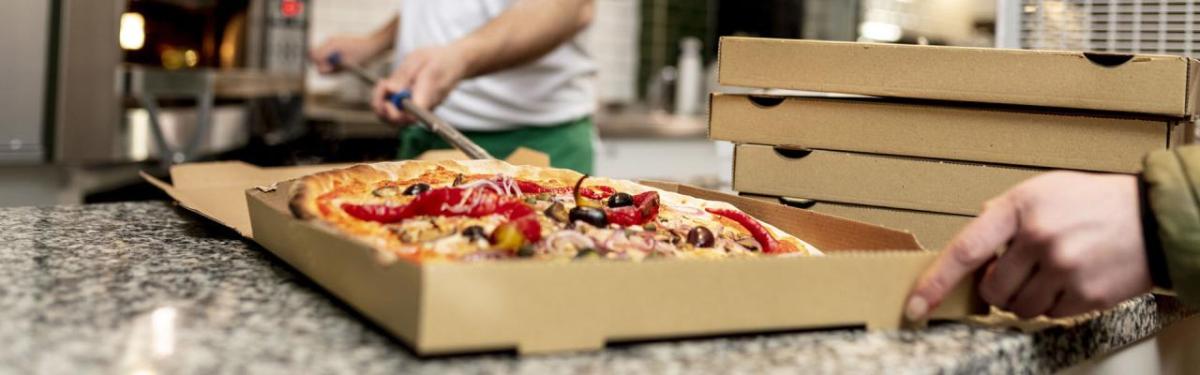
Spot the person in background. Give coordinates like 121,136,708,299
310,0,597,174
906,146,1200,321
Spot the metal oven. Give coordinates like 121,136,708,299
0,0,310,166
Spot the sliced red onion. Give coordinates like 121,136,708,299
497,176,523,196
544,229,596,250
457,179,505,195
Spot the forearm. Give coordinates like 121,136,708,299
453,0,594,78
365,15,400,59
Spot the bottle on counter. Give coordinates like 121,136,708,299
674,37,703,116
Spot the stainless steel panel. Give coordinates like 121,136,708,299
0,0,52,163
122,106,250,162
54,0,123,164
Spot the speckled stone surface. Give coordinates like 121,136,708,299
0,202,1193,374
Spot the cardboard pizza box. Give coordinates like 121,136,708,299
145,149,985,355
741,193,974,251
732,145,1044,216
718,37,1200,117
709,93,1193,173
244,179,983,355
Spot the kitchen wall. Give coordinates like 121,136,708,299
863,0,995,46
306,0,399,95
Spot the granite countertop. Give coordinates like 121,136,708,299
2,202,1193,374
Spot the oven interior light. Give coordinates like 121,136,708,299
119,12,146,51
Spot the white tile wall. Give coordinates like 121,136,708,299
582,0,641,104
307,0,400,93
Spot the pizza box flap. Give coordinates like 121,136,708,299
143,147,550,238
718,37,1200,117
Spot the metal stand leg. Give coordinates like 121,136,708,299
136,93,179,170
137,88,215,169
183,88,214,159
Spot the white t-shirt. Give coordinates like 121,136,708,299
396,0,597,131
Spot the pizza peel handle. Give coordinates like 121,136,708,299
325,52,496,160
386,91,496,160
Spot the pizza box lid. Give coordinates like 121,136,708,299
731,145,1044,216
141,147,550,238
708,93,1193,174
718,37,1200,117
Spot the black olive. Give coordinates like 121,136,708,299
372,186,400,198
607,192,634,208
569,206,607,227
544,202,569,222
687,227,715,248
462,226,487,241
403,183,431,195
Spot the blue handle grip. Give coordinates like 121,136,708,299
387,90,412,110
326,51,409,112
326,51,342,67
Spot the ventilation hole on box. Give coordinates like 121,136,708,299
773,147,812,159
1083,52,1134,67
748,95,785,108
778,197,817,209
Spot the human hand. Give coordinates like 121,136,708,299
371,45,472,125
310,35,386,74
906,172,1153,320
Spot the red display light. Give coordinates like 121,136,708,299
280,0,304,18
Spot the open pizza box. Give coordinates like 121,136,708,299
145,149,984,356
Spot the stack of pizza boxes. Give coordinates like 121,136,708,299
710,37,1198,249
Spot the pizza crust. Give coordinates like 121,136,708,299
289,160,820,257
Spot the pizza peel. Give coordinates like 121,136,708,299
327,52,496,160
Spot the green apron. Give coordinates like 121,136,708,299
396,116,596,174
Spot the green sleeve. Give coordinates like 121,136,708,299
1143,145,1200,306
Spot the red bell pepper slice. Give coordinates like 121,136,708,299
605,191,661,227
340,202,406,223
705,208,783,254
581,185,616,200
341,186,501,223
509,215,542,242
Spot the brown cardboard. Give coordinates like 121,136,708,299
733,145,1044,216
742,193,974,251
245,180,984,355
142,162,351,237
142,148,550,237
718,37,1200,117
710,93,1188,173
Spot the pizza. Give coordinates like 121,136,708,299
289,160,821,262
